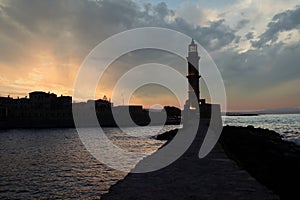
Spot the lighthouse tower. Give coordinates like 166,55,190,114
183,39,221,127
186,39,200,110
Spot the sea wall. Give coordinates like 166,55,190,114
220,126,300,200
102,125,278,200
155,126,300,199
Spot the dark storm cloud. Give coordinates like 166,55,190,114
252,6,300,48
0,0,238,62
234,35,241,43
162,18,237,51
153,2,174,20
235,19,250,30
213,42,300,93
0,0,140,64
245,32,254,40
194,19,237,51
134,2,238,51
1,0,299,108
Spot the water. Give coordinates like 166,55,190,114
223,114,300,144
0,125,178,199
1,114,299,199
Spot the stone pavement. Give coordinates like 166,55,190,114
101,126,279,200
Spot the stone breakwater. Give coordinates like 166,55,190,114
220,126,300,200
101,125,278,200
155,126,300,199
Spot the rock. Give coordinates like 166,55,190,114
219,126,300,200
155,128,178,141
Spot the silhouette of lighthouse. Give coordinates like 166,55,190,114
187,39,200,110
183,39,221,128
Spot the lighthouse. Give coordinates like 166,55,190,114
186,39,200,110
183,39,222,131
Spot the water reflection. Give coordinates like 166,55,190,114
0,126,179,199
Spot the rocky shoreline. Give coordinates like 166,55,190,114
155,126,300,199
220,126,300,200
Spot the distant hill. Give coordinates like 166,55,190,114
224,107,300,116
258,107,300,114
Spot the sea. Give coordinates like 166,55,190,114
0,114,299,199
223,114,300,145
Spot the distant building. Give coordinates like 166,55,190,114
0,91,73,128
113,105,143,113
0,96,13,105
95,98,113,109
86,97,113,113
0,90,181,128
29,91,58,109
0,105,7,120
112,105,149,126
57,95,72,109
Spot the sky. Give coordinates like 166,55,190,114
0,0,299,111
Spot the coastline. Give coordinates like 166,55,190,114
0,118,181,130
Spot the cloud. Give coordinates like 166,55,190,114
0,0,238,63
212,41,300,109
0,0,144,97
245,32,254,40
235,19,250,30
0,0,299,110
174,1,219,26
164,18,237,51
251,6,300,48
132,2,238,51
0,0,238,93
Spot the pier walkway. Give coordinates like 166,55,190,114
102,125,279,200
